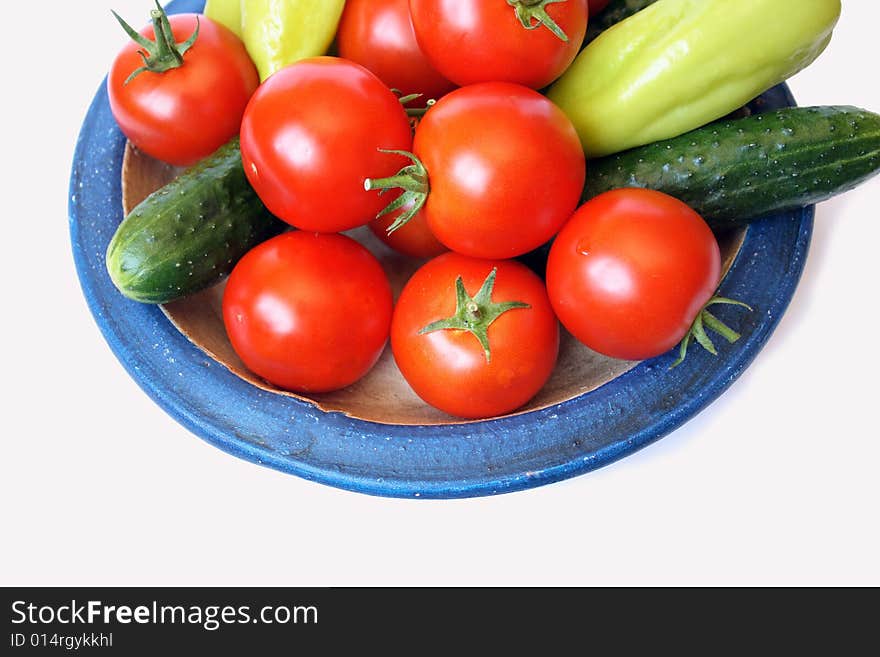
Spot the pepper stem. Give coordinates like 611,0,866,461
670,296,753,368
364,150,430,235
419,269,530,363
113,1,199,85
507,0,570,42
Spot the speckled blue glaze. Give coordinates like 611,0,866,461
70,0,812,498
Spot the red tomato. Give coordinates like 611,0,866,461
108,11,258,166
409,0,588,89
223,232,393,393
240,57,413,233
369,196,447,259
392,253,559,419
588,0,611,13
368,83,584,259
338,0,456,102
546,189,722,361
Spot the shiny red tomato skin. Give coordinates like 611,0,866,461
239,57,413,233
108,14,258,167
546,189,722,361
338,0,456,101
409,0,588,89
392,254,560,419
369,197,447,259
415,83,585,259
223,232,393,393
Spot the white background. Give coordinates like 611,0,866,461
1,1,878,587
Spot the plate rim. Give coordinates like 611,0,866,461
69,0,813,499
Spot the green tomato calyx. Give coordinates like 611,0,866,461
113,1,200,85
364,150,430,235
508,0,570,43
671,296,753,368
394,92,437,118
419,268,530,364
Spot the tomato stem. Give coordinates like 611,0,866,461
396,92,423,105
112,0,199,85
405,99,437,118
507,0,570,43
365,150,430,235
670,296,753,368
394,91,437,118
419,269,530,364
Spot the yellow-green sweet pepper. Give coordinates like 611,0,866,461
204,0,242,37
240,0,346,81
549,0,841,158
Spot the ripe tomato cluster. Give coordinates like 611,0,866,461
109,0,735,420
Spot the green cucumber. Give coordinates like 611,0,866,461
107,138,285,304
584,0,660,45
584,106,880,231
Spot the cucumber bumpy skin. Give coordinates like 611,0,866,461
584,106,880,231
106,138,285,304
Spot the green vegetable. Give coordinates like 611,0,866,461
106,139,285,304
584,106,880,231
549,0,841,157
240,0,345,81
584,0,659,45
204,0,242,37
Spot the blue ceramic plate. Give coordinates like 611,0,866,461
70,0,811,498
